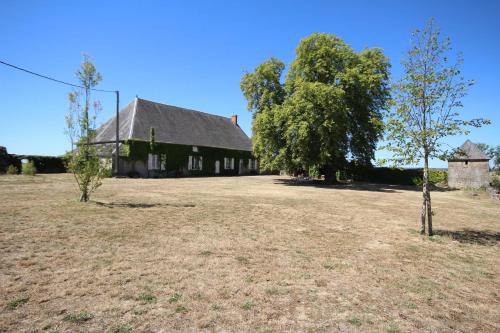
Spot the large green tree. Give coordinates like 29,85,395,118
383,19,489,235
241,33,390,182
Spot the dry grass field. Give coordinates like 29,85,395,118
0,174,499,332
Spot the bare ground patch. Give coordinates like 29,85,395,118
0,174,499,332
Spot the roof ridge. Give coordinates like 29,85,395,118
136,97,233,121
128,97,139,139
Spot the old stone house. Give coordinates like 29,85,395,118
448,140,490,189
93,97,257,177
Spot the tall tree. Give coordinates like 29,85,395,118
476,143,500,171
241,33,390,182
383,19,489,235
66,54,109,202
240,58,286,171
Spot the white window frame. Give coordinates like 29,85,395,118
148,153,160,170
224,157,234,170
189,155,202,171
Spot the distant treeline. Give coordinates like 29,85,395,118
0,148,67,174
347,165,447,186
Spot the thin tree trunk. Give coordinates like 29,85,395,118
422,154,433,236
420,189,426,235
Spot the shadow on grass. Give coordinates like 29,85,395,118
273,178,454,193
434,229,500,246
93,201,195,209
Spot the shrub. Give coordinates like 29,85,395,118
17,155,67,173
6,297,29,310
6,165,18,175
308,165,320,179
491,177,500,192
347,164,447,187
429,169,447,185
63,311,94,323
22,161,37,176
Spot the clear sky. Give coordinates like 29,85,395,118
1,0,498,168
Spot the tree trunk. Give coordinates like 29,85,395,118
421,155,433,236
427,185,433,236
420,194,426,235
323,164,337,184
79,190,88,202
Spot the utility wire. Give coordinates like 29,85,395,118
0,59,117,93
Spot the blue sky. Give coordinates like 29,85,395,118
1,0,498,168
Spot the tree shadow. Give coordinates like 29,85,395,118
93,201,195,209
434,229,500,246
274,178,409,193
273,178,455,193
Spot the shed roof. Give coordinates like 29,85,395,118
94,98,252,152
449,140,489,161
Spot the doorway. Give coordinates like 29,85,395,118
215,160,220,174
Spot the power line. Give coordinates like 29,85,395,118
0,59,117,93
1,59,121,176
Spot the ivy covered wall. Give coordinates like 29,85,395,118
122,140,255,177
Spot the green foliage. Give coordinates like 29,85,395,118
175,306,188,314
123,140,253,177
241,33,390,180
63,311,94,323
0,147,22,174
349,165,446,186
168,293,182,303
476,143,500,170
68,140,110,202
22,161,37,176
6,297,29,310
347,317,362,327
491,177,500,191
149,127,156,153
6,165,18,175
241,58,286,171
66,54,106,202
138,293,157,303
383,19,489,166
241,301,255,310
17,155,66,173
428,169,447,185
308,165,320,179
382,18,489,235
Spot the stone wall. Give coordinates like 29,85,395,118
448,160,490,189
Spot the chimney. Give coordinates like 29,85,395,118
231,115,238,126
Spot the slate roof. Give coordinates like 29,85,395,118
94,98,252,152
449,140,489,161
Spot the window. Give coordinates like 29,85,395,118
188,155,202,170
148,153,160,170
160,154,166,171
192,146,198,152
248,159,257,170
224,157,234,170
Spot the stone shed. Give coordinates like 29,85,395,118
448,140,490,189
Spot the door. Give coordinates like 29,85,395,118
215,160,220,174
239,159,244,175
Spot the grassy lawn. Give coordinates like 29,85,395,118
0,174,499,332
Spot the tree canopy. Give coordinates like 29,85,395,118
241,33,390,182
383,19,489,235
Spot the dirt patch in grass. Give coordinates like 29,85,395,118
0,174,499,332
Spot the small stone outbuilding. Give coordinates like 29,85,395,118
448,140,490,189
